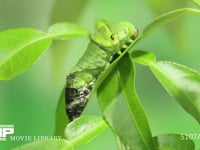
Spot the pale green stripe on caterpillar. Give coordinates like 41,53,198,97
65,21,138,121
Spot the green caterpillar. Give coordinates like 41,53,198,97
65,21,138,121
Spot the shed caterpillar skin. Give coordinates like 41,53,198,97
65,22,138,121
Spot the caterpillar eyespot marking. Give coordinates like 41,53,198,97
65,21,138,121
110,34,115,40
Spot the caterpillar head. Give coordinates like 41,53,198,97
91,21,138,54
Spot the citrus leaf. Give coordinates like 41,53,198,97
129,50,156,66
97,54,157,150
65,116,107,145
142,8,200,38
150,61,200,123
0,28,51,80
47,22,89,39
0,22,89,80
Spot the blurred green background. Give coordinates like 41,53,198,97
0,0,200,149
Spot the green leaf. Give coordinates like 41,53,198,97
150,61,200,123
142,8,200,38
0,22,89,80
55,88,69,137
97,54,156,150
65,116,107,145
129,50,156,66
47,22,89,39
0,28,51,80
154,134,195,150
12,139,73,150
